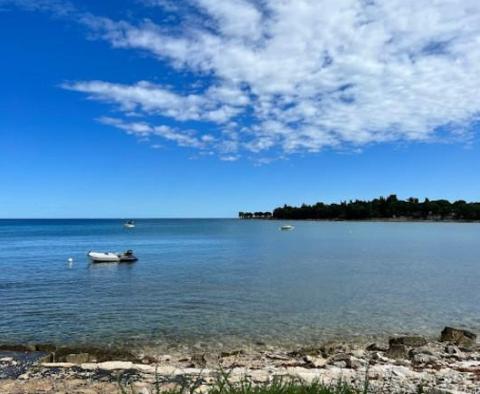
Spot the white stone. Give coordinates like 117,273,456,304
132,382,150,394
132,364,156,374
182,367,211,375
98,361,133,370
155,366,181,375
80,363,98,370
248,370,270,383
305,355,327,368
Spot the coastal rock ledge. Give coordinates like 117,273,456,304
0,327,479,393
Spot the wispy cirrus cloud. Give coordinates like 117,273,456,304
98,116,215,149
9,0,480,159
0,0,74,15
62,80,248,123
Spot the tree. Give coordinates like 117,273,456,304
264,195,479,221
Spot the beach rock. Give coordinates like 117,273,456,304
0,344,37,352
97,361,133,370
366,343,388,352
440,327,477,348
349,356,367,369
141,355,158,364
288,347,321,358
386,344,408,359
34,344,57,353
304,355,326,368
444,345,463,357
133,364,156,374
327,353,352,368
65,353,90,363
389,336,427,348
409,346,437,357
80,363,98,370
189,352,219,368
41,362,75,368
131,382,150,394
411,353,439,365
221,355,239,368
393,358,411,367
1,340,480,394
154,366,178,375
266,352,291,360
248,370,270,383
221,349,245,357
320,341,351,357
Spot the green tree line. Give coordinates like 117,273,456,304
240,195,480,221
238,211,272,219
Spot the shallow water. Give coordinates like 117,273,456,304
1,219,479,350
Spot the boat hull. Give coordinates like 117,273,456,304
88,252,120,263
87,251,138,263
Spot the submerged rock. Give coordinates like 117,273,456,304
64,353,90,364
440,327,477,349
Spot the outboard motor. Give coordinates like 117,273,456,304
119,250,138,262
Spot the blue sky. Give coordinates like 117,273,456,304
1,0,480,218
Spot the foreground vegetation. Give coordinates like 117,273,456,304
240,195,480,221
121,374,379,394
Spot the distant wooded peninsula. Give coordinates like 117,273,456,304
239,195,480,221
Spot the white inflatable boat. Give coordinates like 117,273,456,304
87,250,138,263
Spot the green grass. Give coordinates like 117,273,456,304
206,378,362,394
119,372,367,394
118,365,429,393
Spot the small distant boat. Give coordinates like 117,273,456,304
124,220,135,228
280,225,295,231
87,250,138,263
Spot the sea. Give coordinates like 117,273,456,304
1,219,479,351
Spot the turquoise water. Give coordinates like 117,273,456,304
0,219,479,350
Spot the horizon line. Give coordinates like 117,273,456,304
0,217,238,220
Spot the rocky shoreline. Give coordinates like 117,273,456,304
0,327,478,393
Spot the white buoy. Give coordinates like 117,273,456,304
67,257,73,268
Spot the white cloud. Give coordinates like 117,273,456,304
220,155,239,162
98,116,208,148
66,0,480,157
64,80,246,123
0,0,74,15
194,0,263,40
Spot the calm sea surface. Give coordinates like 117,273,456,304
1,219,479,350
